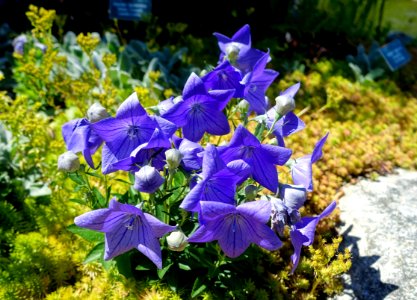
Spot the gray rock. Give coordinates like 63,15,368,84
335,169,417,300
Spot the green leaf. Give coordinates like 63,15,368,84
83,242,104,264
157,262,173,279
69,198,85,205
93,187,106,207
135,265,152,271
68,173,85,185
85,171,103,179
191,276,207,298
178,263,191,271
115,252,133,278
67,224,103,242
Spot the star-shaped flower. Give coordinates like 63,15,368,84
74,199,176,269
188,200,282,258
213,24,268,72
289,201,337,273
219,125,292,193
202,60,245,98
241,51,279,114
62,118,102,168
161,73,234,142
180,144,250,212
92,93,176,174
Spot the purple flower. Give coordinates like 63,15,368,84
241,51,279,115
62,118,103,168
92,93,176,174
180,144,250,212
265,83,305,147
111,116,177,172
265,111,305,147
270,184,307,236
74,199,176,268
213,24,268,73
201,60,245,98
219,125,292,193
161,73,234,142
12,34,27,55
291,132,329,191
289,201,337,273
188,200,282,258
134,166,165,193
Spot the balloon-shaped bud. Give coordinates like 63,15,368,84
165,149,183,170
166,230,188,252
87,102,110,123
134,166,164,193
58,151,80,172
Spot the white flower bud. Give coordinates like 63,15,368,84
134,166,164,193
166,230,188,251
274,94,296,116
165,149,183,170
87,103,110,123
237,99,249,110
58,151,80,172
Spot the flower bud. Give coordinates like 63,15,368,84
237,99,249,110
58,151,80,172
166,230,188,251
87,102,110,123
134,166,164,193
274,94,295,116
165,149,183,170
244,184,258,200
12,34,27,55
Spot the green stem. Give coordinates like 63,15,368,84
262,113,282,142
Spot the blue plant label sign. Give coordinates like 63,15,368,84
379,39,411,71
109,0,151,21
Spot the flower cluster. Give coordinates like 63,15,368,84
60,24,335,273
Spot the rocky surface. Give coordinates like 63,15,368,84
335,169,417,300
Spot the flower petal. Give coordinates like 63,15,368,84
115,92,146,119
289,228,309,273
217,214,251,258
251,150,278,192
311,132,329,163
144,213,176,238
104,217,138,260
201,144,226,178
187,224,217,243
236,199,271,224
291,155,313,191
280,82,300,98
74,208,125,233
260,144,292,166
180,181,206,212
249,221,282,251
182,73,207,99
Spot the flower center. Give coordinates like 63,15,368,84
241,146,256,159
127,125,140,139
124,215,137,230
219,71,228,81
191,102,204,115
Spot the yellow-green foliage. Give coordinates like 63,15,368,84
276,60,417,221
3,5,417,299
